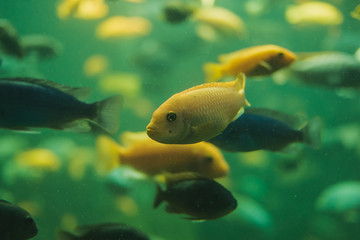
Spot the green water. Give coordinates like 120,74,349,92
0,0,360,239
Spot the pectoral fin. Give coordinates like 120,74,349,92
258,61,273,71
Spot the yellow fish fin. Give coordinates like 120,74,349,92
95,135,123,176
258,61,273,71
232,107,244,121
234,72,246,91
203,62,223,82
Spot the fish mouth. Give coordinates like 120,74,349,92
146,125,158,138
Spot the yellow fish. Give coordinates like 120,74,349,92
285,1,343,26
96,135,229,179
96,16,152,39
203,44,296,82
146,73,249,144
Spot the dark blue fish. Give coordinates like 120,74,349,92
58,223,150,240
154,172,237,220
206,108,321,152
0,199,38,240
0,77,122,133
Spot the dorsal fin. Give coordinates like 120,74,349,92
0,77,92,100
245,107,306,129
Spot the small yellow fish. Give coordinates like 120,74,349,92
203,44,296,82
96,16,152,39
146,73,249,144
285,1,343,26
96,134,229,179
15,148,61,171
57,0,108,20
192,6,246,41
351,4,360,21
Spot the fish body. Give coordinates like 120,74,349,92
0,200,38,240
96,135,229,178
289,52,360,88
203,45,296,82
58,223,149,240
146,73,249,144
207,108,321,152
154,172,237,220
0,78,122,133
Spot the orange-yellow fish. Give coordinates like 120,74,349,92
146,73,249,144
203,44,296,82
96,135,229,179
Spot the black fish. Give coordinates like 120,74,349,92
207,108,322,152
0,200,38,240
0,77,122,133
57,223,150,240
0,19,23,58
154,172,237,220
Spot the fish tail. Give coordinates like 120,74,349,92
203,62,223,82
56,230,78,240
301,117,322,148
92,95,123,134
95,135,124,175
153,183,165,209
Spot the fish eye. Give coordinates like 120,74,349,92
166,111,177,122
277,52,284,58
204,156,213,164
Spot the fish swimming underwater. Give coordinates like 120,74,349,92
203,44,296,82
147,73,249,144
0,19,23,58
96,134,229,178
57,222,150,240
289,51,360,88
0,199,38,240
154,172,237,220
0,78,122,133
207,108,322,152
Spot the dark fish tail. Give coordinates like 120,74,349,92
92,95,123,134
153,184,166,209
301,117,322,148
56,230,78,240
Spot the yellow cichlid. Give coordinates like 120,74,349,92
95,134,229,179
146,73,250,144
203,44,296,82
285,1,343,26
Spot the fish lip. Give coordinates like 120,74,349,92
146,125,158,137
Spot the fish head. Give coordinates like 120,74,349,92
146,100,190,144
21,216,39,238
195,142,229,178
269,48,296,70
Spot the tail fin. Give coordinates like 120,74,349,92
93,95,123,134
56,230,77,240
203,62,223,82
153,183,165,209
301,117,322,149
95,135,123,176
